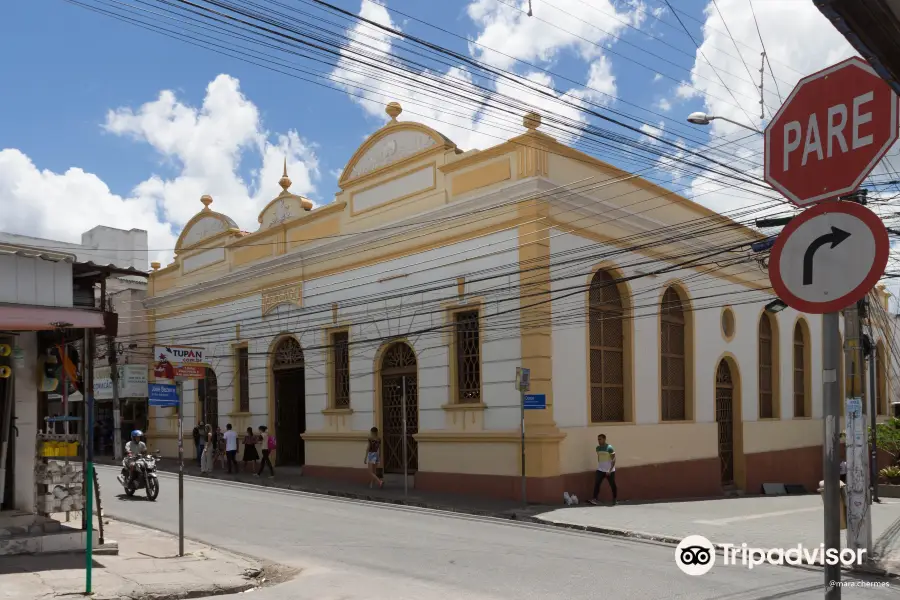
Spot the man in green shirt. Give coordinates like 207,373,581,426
589,434,617,506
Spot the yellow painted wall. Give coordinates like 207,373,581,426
742,418,822,454
450,158,512,196
232,237,276,266
286,215,341,250
559,423,719,474
418,440,520,476
304,438,367,468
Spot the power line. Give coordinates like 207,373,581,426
748,0,782,104
67,0,778,190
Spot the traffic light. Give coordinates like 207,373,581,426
0,344,11,357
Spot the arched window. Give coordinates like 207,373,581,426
589,270,625,422
758,314,775,418
661,286,687,421
793,323,809,418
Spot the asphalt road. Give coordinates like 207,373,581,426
95,466,898,600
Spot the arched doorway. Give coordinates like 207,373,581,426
715,360,735,485
198,369,219,429
380,342,418,474
272,337,305,466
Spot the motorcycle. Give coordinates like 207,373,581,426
117,451,161,501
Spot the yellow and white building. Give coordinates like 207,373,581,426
143,102,894,503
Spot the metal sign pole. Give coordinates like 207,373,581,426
177,380,184,557
823,311,842,598
401,376,408,499
84,331,94,596
520,388,526,505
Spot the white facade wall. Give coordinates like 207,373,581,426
153,296,262,432
302,229,523,432
153,230,524,435
0,254,73,307
0,227,148,271
550,230,824,428
12,333,38,512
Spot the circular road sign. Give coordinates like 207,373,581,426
764,56,899,207
769,201,889,314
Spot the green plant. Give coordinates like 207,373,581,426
875,418,900,465
880,466,900,481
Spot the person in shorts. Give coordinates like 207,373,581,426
365,427,384,489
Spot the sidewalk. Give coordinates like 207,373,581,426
95,457,549,519
533,495,900,575
0,519,267,600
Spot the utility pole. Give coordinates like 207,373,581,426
845,303,870,554
868,307,880,504
823,311,842,598
107,331,122,462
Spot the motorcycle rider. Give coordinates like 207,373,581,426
123,430,148,488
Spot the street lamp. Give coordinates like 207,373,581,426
686,112,763,134
765,299,788,313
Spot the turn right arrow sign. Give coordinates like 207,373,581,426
769,202,889,314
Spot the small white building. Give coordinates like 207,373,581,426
0,242,107,517
0,226,150,457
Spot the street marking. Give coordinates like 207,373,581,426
694,507,821,525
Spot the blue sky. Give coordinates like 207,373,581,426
0,0,863,263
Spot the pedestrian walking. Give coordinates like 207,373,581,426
200,424,214,475
210,426,224,470
365,427,384,489
256,425,275,478
242,426,260,472
589,434,617,506
193,422,203,467
224,423,239,474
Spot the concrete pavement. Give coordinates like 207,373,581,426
0,519,265,600
534,495,900,573
91,465,897,599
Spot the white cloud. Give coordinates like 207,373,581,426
330,0,599,150
466,0,639,69
673,0,862,216
656,97,672,112
653,73,663,82
0,74,319,265
639,120,665,143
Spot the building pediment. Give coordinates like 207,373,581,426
174,196,240,253
339,102,456,187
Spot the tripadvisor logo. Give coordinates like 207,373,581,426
675,535,865,575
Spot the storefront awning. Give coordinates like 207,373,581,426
0,304,107,331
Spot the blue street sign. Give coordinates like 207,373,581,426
523,394,546,410
149,383,179,407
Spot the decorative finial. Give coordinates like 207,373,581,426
386,101,402,122
523,111,542,131
279,157,292,193
151,262,161,271
200,195,213,210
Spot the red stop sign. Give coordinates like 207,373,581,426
764,57,898,206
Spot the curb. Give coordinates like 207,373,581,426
90,582,257,600
526,517,897,578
